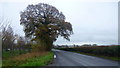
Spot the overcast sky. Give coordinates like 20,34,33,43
0,0,119,45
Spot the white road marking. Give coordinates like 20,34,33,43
54,55,56,58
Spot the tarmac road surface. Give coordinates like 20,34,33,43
49,49,119,68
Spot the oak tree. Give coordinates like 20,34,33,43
20,3,73,51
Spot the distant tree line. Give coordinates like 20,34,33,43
54,44,97,48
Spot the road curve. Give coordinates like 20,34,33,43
49,49,119,67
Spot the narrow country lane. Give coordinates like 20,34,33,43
49,49,119,68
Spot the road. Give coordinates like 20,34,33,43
49,49,119,67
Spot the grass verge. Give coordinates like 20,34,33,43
2,51,54,67
21,52,54,66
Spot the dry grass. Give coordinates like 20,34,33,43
11,51,48,61
2,51,54,66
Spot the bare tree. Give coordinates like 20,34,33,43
2,25,15,51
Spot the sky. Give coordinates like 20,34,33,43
0,0,119,45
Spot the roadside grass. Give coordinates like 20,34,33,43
69,51,120,61
2,51,54,67
21,52,54,66
0,60,1,68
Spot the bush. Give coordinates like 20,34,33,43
31,43,46,52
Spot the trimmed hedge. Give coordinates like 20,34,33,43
58,46,120,57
